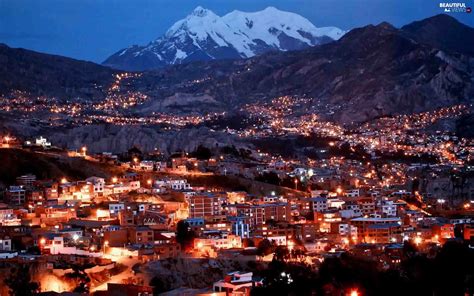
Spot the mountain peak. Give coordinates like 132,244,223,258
103,7,346,70
401,13,474,56
262,6,281,13
191,6,213,17
376,21,396,31
424,13,459,23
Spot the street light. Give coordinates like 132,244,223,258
414,236,422,245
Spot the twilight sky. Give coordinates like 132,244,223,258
1,0,473,63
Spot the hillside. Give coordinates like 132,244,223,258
0,44,117,100
131,18,474,123
0,149,123,185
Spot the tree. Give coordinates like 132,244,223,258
191,145,212,160
150,276,169,295
4,264,40,296
242,238,255,248
257,239,274,257
176,220,195,250
255,172,280,185
273,246,290,262
402,240,418,258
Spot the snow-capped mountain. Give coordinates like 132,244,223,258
103,6,346,70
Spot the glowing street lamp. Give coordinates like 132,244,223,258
103,240,109,253
350,289,359,296
414,236,422,245
287,240,295,251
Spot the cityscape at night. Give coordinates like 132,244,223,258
0,1,474,295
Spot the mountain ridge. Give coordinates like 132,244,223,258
0,14,473,125
0,43,117,100
102,6,346,71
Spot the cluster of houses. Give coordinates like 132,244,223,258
0,139,473,295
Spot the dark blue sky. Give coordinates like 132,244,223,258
1,0,473,63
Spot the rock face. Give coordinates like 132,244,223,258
102,6,345,71
47,125,248,154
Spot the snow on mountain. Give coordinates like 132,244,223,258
103,6,346,71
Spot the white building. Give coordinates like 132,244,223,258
0,236,12,251
86,177,105,194
35,136,51,148
345,189,360,198
338,224,358,237
109,203,125,215
155,179,191,191
213,271,262,295
381,201,398,217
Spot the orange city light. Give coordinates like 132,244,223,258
350,289,359,296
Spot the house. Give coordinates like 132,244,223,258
86,177,105,195
5,186,26,205
229,216,250,238
0,206,18,225
194,231,242,250
129,226,154,244
109,203,125,215
101,283,153,296
213,271,263,295
350,217,402,243
16,174,37,186
309,197,328,213
188,194,222,219
0,235,12,251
